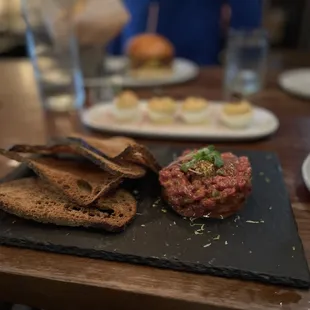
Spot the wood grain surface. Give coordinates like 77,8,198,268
0,56,310,310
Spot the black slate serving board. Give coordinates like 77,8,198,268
0,146,309,288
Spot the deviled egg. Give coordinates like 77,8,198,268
112,90,139,122
147,97,177,123
220,99,253,128
181,97,210,124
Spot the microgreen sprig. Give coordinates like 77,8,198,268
181,145,223,172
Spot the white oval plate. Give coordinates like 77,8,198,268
81,101,279,141
302,153,310,192
86,57,199,88
278,68,310,99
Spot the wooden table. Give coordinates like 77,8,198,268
0,59,310,310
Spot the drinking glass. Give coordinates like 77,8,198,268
22,0,84,112
223,28,268,99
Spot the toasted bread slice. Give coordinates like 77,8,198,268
9,136,135,158
68,135,136,157
0,150,123,206
9,142,147,178
74,145,146,178
0,178,136,232
68,136,161,173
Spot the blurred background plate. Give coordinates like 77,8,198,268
85,56,199,88
81,101,279,141
302,153,310,192
278,68,310,99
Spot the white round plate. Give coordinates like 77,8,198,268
105,56,128,73
86,56,199,88
278,68,310,99
302,153,310,192
81,101,279,141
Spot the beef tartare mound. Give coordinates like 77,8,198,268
159,146,252,219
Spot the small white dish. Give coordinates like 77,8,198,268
302,153,310,192
278,68,310,99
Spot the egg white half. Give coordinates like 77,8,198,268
148,110,175,123
112,106,139,122
181,108,211,124
220,111,253,128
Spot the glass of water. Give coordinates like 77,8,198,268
22,0,84,112
223,28,268,99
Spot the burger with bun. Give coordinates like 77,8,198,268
126,33,175,79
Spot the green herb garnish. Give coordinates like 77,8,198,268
181,146,223,172
213,234,220,240
212,190,220,197
216,169,226,176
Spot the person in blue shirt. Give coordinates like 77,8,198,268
108,0,263,65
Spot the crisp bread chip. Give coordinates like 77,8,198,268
8,142,146,178
116,144,161,173
72,144,146,178
0,178,136,232
68,135,136,157
67,136,161,173
67,135,136,158
9,144,76,155
0,149,123,206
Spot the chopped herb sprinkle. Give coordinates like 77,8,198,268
213,235,220,240
194,230,204,235
246,220,260,224
152,198,161,207
259,172,264,176
216,169,226,176
234,215,240,222
161,208,167,213
190,222,203,227
203,212,211,218
265,177,270,183
292,246,295,251
212,190,220,197
141,224,146,227
203,243,212,248
225,241,228,245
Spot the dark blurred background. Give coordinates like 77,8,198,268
0,0,309,59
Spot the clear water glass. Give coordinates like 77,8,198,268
223,28,268,99
22,0,84,112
